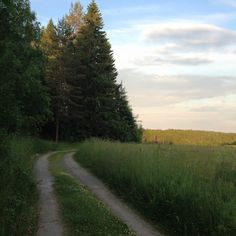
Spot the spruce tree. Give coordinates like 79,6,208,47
70,0,140,141
115,84,142,142
69,0,115,139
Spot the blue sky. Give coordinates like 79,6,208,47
31,0,236,30
31,0,236,132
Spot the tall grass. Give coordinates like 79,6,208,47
0,137,61,236
143,129,236,146
75,140,236,235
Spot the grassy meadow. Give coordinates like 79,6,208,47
75,139,236,236
143,129,236,146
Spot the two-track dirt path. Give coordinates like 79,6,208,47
35,152,163,236
35,153,64,236
63,152,163,236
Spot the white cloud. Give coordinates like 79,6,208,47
109,21,236,77
118,69,236,107
142,22,236,48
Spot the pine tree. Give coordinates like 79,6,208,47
40,18,73,141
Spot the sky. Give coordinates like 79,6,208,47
31,0,236,132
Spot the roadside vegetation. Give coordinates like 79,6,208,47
0,137,63,236
49,153,134,236
143,129,236,146
75,139,236,236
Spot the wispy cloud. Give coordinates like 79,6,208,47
217,0,236,8
195,12,236,24
118,69,236,107
103,5,160,16
135,54,213,66
110,21,236,70
142,22,236,48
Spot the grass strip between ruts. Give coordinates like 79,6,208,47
49,153,134,236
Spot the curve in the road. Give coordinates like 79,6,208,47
64,152,163,236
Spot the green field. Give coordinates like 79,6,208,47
75,139,236,236
143,129,236,146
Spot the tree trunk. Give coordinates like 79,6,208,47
56,118,59,142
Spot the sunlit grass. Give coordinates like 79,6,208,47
143,129,236,146
75,140,236,235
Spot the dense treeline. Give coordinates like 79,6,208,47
0,0,50,136
40,1,141,142
0,0,141,143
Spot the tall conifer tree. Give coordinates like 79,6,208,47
69,0,116,138
69,0,140,141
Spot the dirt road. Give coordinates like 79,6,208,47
35,153,64,236
63,152,163,236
